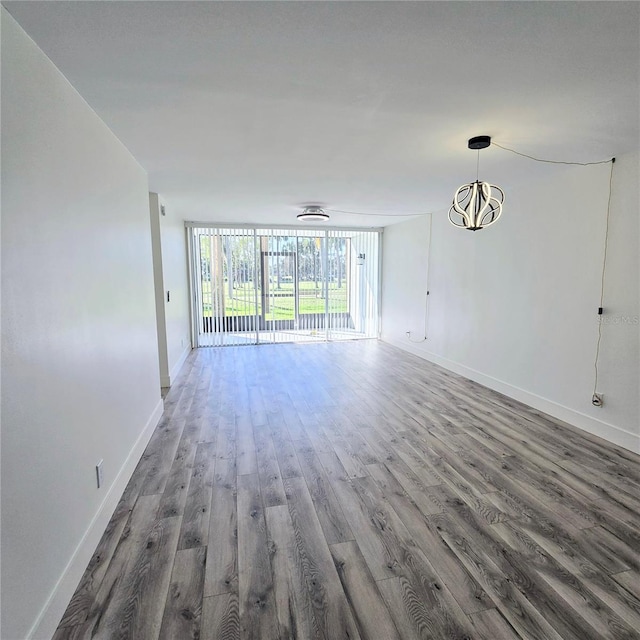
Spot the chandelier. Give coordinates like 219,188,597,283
449,136,504,231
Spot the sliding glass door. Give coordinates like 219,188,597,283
187,225,380,347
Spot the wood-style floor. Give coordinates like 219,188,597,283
54,341,640,640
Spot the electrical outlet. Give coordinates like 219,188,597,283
592,393,604,408
96,460,104,488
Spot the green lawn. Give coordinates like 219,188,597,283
201,280,348,319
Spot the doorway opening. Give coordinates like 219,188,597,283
187,225,381,347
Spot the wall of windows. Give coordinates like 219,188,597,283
187,225,381,346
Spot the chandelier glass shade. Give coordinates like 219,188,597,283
449,136,504,231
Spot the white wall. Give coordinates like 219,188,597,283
1,10,163,639
149,193,171,385
382,151,639,453
381,216,431,343
349,232,380,337
149,193,191,387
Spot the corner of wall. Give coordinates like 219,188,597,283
156,199,191,383
149,193,169,384
166,344,191,387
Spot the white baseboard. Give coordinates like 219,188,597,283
28,398,164,640
382,337,640,455
162,345,191,387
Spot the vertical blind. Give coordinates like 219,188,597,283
186,224,381,347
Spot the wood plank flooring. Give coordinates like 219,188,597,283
54,341,640,640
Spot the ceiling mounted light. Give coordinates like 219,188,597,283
297,206,330,222
449,136,504,231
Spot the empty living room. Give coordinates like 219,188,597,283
1,2,639,639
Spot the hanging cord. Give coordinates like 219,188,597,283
593,158,616,399
488,141,616,404
493,142,612,166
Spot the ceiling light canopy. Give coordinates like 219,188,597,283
297,206,330,222
449,136,504,231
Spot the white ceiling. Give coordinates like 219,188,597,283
4,1,639,227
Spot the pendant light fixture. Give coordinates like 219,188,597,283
297,206,330,222
449,136,504,231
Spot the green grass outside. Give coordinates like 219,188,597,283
201,280,348,320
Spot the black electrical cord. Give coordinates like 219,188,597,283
494,142,616,403
493,142,612,166
593,158,616,399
